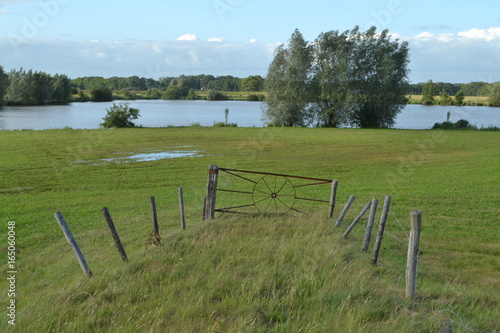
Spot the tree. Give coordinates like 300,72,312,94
421,80,437,105
0,66,8,105
311,29,354,127
91,86,113,102
100,102,140,128
454,91,465,106
488,83,500,107
439,88,453,106
347,27,409,128
263,29,314,126
240,75,264,92
264,26,410,128
51,74,72,104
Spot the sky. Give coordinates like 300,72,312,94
1,0,500,83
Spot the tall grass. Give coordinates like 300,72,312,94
0,127,499,332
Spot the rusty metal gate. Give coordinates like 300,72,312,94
213,167,336,215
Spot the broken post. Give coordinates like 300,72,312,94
343,201,372,238
335,195,356,227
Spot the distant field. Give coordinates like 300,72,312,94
1,127,499,332
407,94,491,105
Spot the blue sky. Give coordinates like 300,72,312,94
1,0,500,83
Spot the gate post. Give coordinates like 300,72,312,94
204,164,219,220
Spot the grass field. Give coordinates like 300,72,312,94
1,127,499,332
407,95,491,106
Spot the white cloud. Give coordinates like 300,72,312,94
0,9,8,14
249,38,257,43
208,37,224,42
177,34,198,41
408,27,500,82
457,27,500,41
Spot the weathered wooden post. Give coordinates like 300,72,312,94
54,212,92,277
343,201,371,238
204,164,219,220
363,198,378,252
335,195,356,227
406,211,422,299
150,196,160,237
102,207,128,262
178,186,186,230
371,195,391,265
328,180,339,218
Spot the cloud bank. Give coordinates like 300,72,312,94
407,28,500,82
0,28,499,83
0,36,276,78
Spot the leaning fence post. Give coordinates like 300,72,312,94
335,195,356,227
343,201,371,238
204,164,219,220
179,186,186,230
406,211,422,299
363,198,378,252
150,196,160,237
102,207,128,262
54,212,92,277
328,180,339,218
372,195,391,265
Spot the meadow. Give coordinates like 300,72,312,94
0,127,499,332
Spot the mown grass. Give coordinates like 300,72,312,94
1,127,499,332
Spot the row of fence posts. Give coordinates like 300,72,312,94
55,164,422,300
53,187,187,279
333,191,422,299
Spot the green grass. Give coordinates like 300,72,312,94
1,127,499,332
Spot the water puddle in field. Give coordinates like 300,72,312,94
76,146,207,165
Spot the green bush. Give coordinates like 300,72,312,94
246,94,266,101
91,86,113,102
162,87,183,100
100,102,140,128
207,89,229,101
213,121,238,127
432,119,476,130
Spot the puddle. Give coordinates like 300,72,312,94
77,147,206,165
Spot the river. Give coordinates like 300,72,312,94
0,100,499,130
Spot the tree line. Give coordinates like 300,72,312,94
71,74,265,93
407,81,500,97
0,66,72,105
1,63,499,107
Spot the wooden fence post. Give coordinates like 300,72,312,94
371,195,392,265
204,164,219,220
150,196,160,237
54,212,92,277
363,198,378,252
102,207,128,262
335,195,356,227
406,211,422,299
343,201,371,238
179,186,186,230
328,180,339,218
